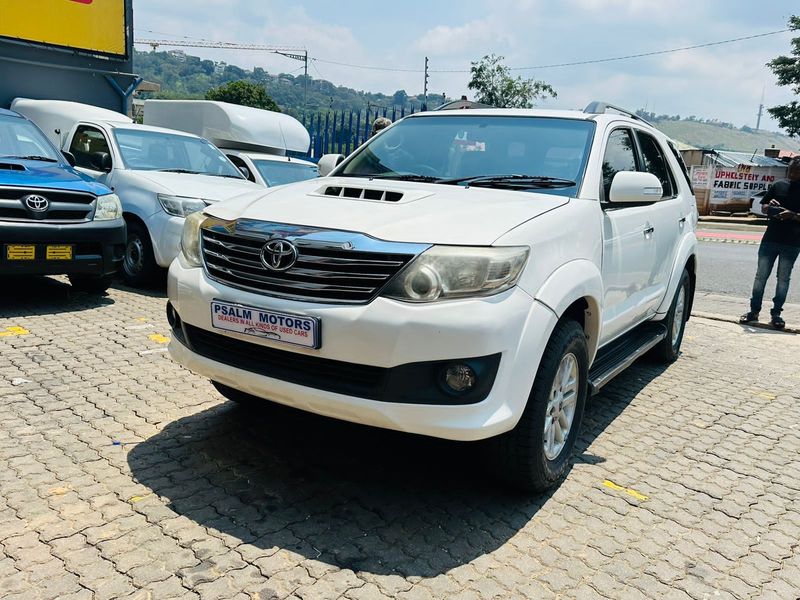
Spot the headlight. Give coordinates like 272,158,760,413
180,211,208,267
382,245,529,302
158,194,206,217
94,193,122,221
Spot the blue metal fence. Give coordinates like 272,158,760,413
302,104,426,159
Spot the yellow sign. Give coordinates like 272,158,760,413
0,0,127,56
46,245,73,260
6,244,36,260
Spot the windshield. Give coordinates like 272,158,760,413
113,128,243,178
0,114,61,162
253,160,319,187
339,115,595,196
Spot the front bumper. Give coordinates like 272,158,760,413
0,218,126,276
167,257,558,441
147,211,185,268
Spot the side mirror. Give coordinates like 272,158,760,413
62,151,76,167
317,153,345,177
90,151,113,173
238,165,253,181
609,171,663,203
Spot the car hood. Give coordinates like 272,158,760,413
204,177,570,245
132,170,257,201
0,159,110,195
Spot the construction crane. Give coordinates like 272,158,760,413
134,38,309,116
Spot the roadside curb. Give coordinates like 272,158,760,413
691,311,800,334
696,237,759,245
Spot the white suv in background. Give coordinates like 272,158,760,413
167,102,698,491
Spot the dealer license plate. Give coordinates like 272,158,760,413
46,245,73,260
210,300,320,349
6,244,35,260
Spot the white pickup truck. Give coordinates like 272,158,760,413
12,99,257,285
166,103,698,491
144,100,319,188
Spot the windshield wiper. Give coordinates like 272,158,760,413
439,174,577,188
1,155,58,163
207,173,245,179
368,173,444,183
157,168,203,174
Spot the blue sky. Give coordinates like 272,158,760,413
134,0,798,132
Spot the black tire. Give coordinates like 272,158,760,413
492,320,589,492
122,220,158,287
650,269,691,363
212,380,262,407
68,274,114,294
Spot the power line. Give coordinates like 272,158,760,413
134,27,791,75
309,28,791,73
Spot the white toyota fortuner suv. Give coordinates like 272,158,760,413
167,103,698,491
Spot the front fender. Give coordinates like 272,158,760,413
655,232,697,315
530,259,603,363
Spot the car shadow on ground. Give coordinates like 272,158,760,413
0,275,114,318
128,359,670,578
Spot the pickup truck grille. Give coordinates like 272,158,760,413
201,221,425,304
0,187,96,223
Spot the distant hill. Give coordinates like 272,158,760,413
634,110,799,153
132,49,443,118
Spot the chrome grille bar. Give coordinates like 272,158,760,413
200,221,429,304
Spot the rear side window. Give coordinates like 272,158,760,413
69,125,111,170
602,129,637,200
636,132,675,198
667,140,693,193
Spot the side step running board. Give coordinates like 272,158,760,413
588,323,667,395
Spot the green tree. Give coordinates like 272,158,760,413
768,15,800,136
205,80,280,112
467,54,556,108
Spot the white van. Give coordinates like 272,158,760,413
12,99,257,285
144,100,319,187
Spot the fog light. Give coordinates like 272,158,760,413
443,363,477,393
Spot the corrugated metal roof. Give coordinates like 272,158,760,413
706,150,787,168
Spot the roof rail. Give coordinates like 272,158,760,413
583,101,653,126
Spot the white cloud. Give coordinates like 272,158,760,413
414,19,514,57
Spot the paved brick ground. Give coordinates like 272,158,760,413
1,276,800,600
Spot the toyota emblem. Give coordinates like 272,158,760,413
23,195,49,212
260,239,298,271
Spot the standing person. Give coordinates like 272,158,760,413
740,156,800,329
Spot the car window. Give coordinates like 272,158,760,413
69,125,112,170
113,128,243,179
338,116,595,197
602,129,637,200
636,131,675,198
253,160,319,187
0,114,60,161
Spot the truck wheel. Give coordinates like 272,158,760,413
122,221,157,286
493,320,588,492
650,269,690,363
68,274,114,294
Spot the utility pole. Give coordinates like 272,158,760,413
755,86,765,131
423,56,429,109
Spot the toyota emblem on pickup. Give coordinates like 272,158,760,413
23,195,50,212
260,239,298,271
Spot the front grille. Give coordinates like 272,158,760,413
0,187,96,223
201,223,421,304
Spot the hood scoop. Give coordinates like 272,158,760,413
0,163,26,172
320,185,403,203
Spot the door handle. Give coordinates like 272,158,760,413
643,226,655,235
679,216,687,225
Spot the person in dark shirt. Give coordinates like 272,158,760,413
740,156,800,329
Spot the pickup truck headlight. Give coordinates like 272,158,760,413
94,193,122,221
382,246,529,302
158,194,206,217
180,211,208,267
